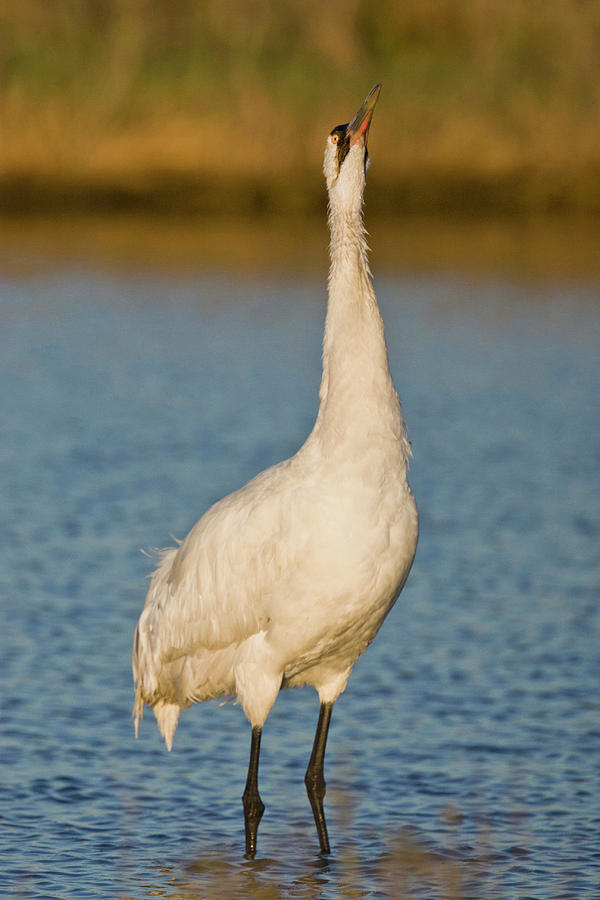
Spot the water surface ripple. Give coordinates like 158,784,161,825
1,264,598,898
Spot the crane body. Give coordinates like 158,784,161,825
133,84,418,857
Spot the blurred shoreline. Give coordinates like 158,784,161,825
2,210,600,282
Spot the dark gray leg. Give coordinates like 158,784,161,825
305,701,333,854
242,725,265,859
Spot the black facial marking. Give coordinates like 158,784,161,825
330,123,351,168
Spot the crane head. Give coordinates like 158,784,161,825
323,84,381,199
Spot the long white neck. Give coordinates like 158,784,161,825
310,188,411,466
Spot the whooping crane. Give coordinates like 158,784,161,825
132,84,418,858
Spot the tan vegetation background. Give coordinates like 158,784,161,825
1,0,600,214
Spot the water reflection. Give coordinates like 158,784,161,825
133,826,469,899
2,212,600,281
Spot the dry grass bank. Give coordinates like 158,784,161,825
1,0,600,214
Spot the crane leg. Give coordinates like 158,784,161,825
242,725,265,859
305,701,333,854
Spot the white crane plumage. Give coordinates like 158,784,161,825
132,84,418,858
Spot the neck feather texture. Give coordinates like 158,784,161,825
310,196,411,464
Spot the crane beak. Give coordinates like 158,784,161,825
348,83,382,148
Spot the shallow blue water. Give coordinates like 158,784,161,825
1,257,599,899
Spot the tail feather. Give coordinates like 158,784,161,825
132,688,180,751
153,700,180,751
132,688,144,739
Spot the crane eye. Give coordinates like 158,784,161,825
331,134,339,144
